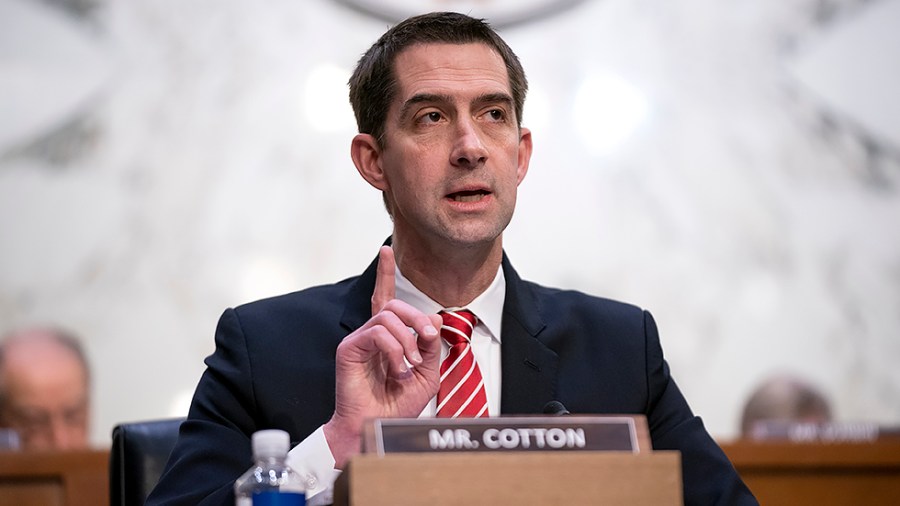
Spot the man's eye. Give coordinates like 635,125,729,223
487,109,505,121
421,111,442,123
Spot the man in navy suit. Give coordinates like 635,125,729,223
149,12,756,505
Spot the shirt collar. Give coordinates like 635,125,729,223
394,264,505,343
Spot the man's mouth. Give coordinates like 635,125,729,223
448,189,490,202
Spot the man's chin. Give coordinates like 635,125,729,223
441,229,505,252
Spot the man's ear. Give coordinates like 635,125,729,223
516,127,533,186
351,133,388,191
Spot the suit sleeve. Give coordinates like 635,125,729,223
643,311,759,506
146,308,257,505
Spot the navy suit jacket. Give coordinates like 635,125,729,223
148,252,756,505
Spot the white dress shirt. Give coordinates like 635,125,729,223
287,263,505,505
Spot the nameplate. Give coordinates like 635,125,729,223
747,420,895,442
362,415,649,456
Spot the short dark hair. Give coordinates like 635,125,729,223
348,11,528,146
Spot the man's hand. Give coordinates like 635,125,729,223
323,246,443,468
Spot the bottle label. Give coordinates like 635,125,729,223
252,490,305,506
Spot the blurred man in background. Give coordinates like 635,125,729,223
0,327,91,450
740,373,832,438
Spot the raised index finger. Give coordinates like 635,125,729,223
371,245,396,315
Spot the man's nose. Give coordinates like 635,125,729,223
450,118,487,169
50,417,76,450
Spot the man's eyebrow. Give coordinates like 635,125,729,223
399,93,453,120
472,92,514,110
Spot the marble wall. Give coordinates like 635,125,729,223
1,0,898,445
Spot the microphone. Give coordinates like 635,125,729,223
542,400,570,416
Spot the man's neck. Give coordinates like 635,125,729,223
392,236,503,308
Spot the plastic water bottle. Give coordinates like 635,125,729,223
234,429,306,506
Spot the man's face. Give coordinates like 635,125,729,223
376,42,532,251
0,341,89,451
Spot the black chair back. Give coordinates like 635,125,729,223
110,418,183,506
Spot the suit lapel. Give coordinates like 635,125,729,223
339,254,380,333
499,254,559,414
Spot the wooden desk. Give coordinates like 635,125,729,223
721,440,900,505
0,450,109,506
336,451,683,505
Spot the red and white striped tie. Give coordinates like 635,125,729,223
436,309,488,418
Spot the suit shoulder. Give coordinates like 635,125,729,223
521,278,645,318
231,274,360,324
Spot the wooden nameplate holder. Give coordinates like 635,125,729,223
333,415,682,505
